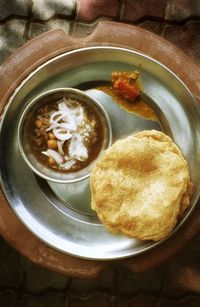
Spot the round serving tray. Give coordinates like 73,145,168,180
1,46,200,260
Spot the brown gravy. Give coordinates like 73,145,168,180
26,98,104,173
98,85,158,121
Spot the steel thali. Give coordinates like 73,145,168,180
1,46,200,260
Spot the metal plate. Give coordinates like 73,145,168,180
1,46,200,260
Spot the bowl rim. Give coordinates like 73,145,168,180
17,87,112,183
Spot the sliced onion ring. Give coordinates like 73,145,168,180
53,128,72,141
42,149,63,165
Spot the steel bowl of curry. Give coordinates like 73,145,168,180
18,88,112,183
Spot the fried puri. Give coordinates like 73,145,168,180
90,130,192,241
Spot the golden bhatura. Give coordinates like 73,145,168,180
90,130,193,241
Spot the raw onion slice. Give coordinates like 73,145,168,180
60,159,76,170
69,134,88,161
53,128,72,141
49,111,77,131
58,101,71,113
59,99,84,126
42,149,63,165
57,140,65,155
75,111,84,126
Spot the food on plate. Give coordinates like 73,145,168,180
112,71,141,102
98,70,157,120
90,130,193,241
27,97,104,172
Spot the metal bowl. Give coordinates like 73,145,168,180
17,88,112,183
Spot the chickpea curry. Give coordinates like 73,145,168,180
27,97,104,173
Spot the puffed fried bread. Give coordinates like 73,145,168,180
90,130,192,241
